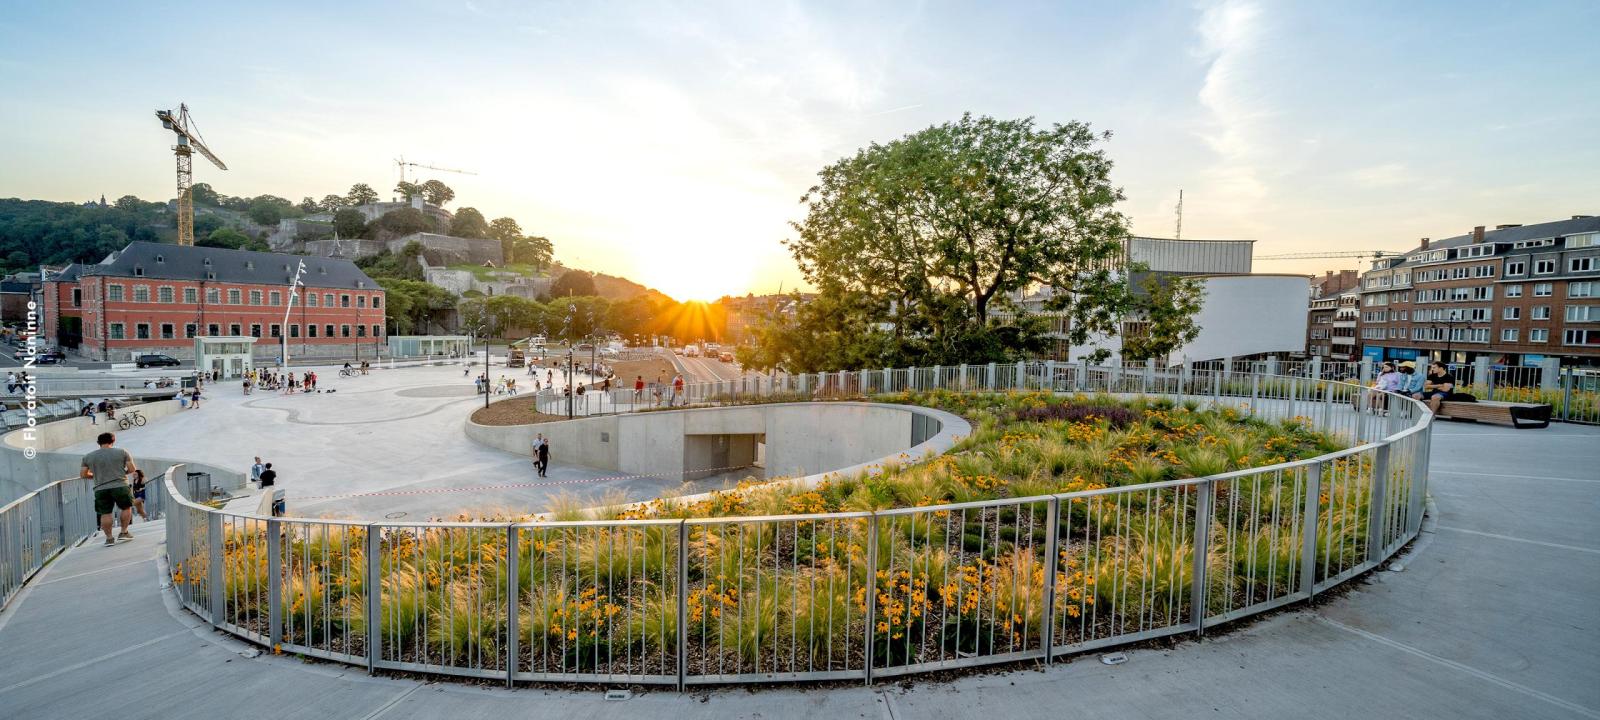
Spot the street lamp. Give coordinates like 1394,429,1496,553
280,260,306,369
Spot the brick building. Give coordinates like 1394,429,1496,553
44,241,386,362
1356,216,1600,368
1305,269,1360,360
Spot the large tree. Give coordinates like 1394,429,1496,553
549,269,596,298
320,194,349,213
450,207,490,239
394,181,424,202
333,209,367,238
420,179,455,207
768,113,1152,369
346,183,380,206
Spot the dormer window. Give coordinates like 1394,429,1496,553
206,272,216,280
155,255,165,263
318,267,327,275
245,261,254,270
203,258,212,266
133,266,144,277
357,281,366,289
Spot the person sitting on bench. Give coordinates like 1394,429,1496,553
1416,361,1454,415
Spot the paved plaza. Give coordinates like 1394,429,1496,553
58,362,752,520
1,419,1595,719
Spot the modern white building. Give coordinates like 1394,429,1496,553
998,236,1309,364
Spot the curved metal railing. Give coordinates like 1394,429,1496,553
160,363,1430,688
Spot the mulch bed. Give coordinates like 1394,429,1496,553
471,396,573,426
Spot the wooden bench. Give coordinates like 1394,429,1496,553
1437,399,1552,429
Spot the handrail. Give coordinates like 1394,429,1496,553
154,364,1433,689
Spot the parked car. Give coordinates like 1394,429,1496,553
17,348,66,364
136,354,181,369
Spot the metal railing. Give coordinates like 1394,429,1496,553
157,363,1432,688
0,469,174,610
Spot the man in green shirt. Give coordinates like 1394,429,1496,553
81,431,139,546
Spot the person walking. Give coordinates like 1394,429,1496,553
81,432,138,546
250,456,265,489
633,375,645,404
531,433,545,475
258,463,277,489
672,374,684,407
190,386,202,409
535,435,550,478
130,469,149,522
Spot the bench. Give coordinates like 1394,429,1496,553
1437,400,1552,429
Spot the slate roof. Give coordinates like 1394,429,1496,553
1381,216,1600,269
76,242,379,290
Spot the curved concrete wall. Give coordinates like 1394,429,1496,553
0,400,245,503
465,401,969,486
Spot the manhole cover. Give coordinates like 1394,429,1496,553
385,511,408,519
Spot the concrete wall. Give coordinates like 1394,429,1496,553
464,402,957,484
1178,275,1311,362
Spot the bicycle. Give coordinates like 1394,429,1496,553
339,368,358,378
118,410,146,430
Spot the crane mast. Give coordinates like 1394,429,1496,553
155,104,227,246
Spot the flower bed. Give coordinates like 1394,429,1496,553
183,390,1388,680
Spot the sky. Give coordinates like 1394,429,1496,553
1,0,1597,301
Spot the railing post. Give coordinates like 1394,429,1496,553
267,517,282,647
207,512,224,627
1266,356,1280,377
365,523,381,674
1078,358,1089,392
1015,360,1026,390
1358,358,1372,386
1044,360,1057,392
1143,358,1156,394
1190,480,1212,635
1539,357,1561,391
1300,461,1323,599
1223,356,1235,383
1473,356,1491,395
863,513,879,686
505,523,519,688
987,362,997,390
1366,444,1392,564
1040,497,1060,662
1179,361,1191,403
932,365,942,392
1407,425,1431,536
1560,368,1574,422
1310,356,1322,383
676,521,689,692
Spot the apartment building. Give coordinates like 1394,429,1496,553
1356,216,1600,367
1306,269,1360,360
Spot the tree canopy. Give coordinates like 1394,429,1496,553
743,113,1199,372
450,207,490,239
420,180,455,207
549,269,597,298
346,183,380,206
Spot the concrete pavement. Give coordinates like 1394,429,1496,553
1,419,1595,719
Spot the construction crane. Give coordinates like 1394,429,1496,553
394,156,476,185
1174,189,1184,241
155,104,227,246
1256,250,1399,261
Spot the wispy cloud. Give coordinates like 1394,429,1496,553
1194,0,1270,206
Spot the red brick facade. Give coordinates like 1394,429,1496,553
45,254,385,362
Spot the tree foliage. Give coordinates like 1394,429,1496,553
377,277,456,334
450,207,490,239
374,207,436,237
549,269,597,298
420,179,455,207
333,209,367,238
1120,275,1205,361
346,183,380,206
748,113,1172,372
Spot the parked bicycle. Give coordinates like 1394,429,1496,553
118,410,146,430
338,368,359,378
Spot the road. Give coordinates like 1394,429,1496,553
672,352,766,383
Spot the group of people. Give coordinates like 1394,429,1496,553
531,433,551,477
244,368,318,395
80,432,148,546
475,373,520,395
140,377,178,389
4,371,31,394
1367,360,1459,414
79,398,121,424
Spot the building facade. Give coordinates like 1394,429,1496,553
43,242,386,362
1305,270,1360,360
1357,216,1600,368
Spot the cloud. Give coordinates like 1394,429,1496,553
1194,0,1270,206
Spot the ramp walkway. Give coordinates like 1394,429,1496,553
1,421,1596,720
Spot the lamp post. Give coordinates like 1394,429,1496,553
280,260,306,369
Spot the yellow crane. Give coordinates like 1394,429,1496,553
394,156,476,185
155,104,227,246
